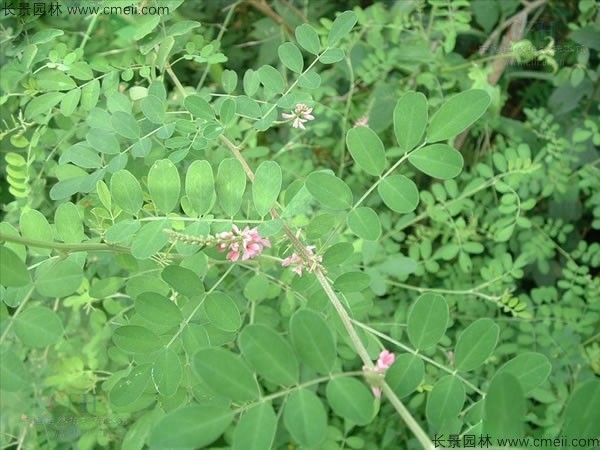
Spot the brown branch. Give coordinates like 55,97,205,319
455,0,548,150
245,0,295,35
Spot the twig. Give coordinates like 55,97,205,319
245,0,295,35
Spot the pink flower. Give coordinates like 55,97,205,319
281,245,321,276
282,103,315,129
217,225,271,262
354,116,369,127
363,349,395,398
376,350,395,371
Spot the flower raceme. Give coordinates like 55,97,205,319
281,245,322,276
281,103,315,129
216,224,271,262
363,349,395,398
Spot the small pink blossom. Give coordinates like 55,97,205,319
282,103,315,129
281,245,321,276
217,225,271,262
354,116,369,127
375,350,395,371
363,349,395,398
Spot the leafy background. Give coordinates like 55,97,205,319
0,0,599,449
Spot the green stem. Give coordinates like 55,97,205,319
0,233,130,254
79,13,99,50
442,53,515,73
196,1,241,90
166,265,233,348
352,319,485,396
382,383,436,450
0,286,34,345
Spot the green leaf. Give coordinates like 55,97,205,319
131,220,169,260
167,20,201,36
14,306,63,347
334,271,371,292
161,265,203,298
0,350,30,391
60,88,81,117
483,373,525,440
36,68,77,90
297,70,321,89
454,318,499,372
253,161,282,216
427,89,491,143
216,158,246,216
295,24,321,55
186,160,214,216
328,11,357,45
192,348,260,402
87,128,119,155
59,143,101,169
407,293,448,350
110,364,152,407
111,111,140,139
408,144,464,179
238,324,299,386
290,309,336,374
141,95,165,124
112,325,164,354
378,256,417,277
221,70,238,94
54,202,84,243
135,291,182,328
25,92,63,119
283,389,328,447
204,292,241,332
326,378,375,425
346,126,386,176
426,375,466,428
257,65,285,94
561,380,600,440
150,405,233,448
184,95,215,120
306,172,353,210
148,159,180,213
386,354,425,398
377,175,419,213
105,220,140,244
35,259,83,298
394,91,428,152
495,352,551,393
220,97,236,123
20,209,53,255
233,403,277,450
152,348,182,397
278,42,304,73
0,246,30,287
347,207,381,241
319,48,345,64
81,79,100,110
323,242,354,267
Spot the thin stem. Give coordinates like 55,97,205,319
79,13,99,50
352,320,485,396
0,286,34,345
196,1,241,90
0,233,130,254
382,383,436,450
166,265,233,347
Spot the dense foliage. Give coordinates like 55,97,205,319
0,0,599,449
